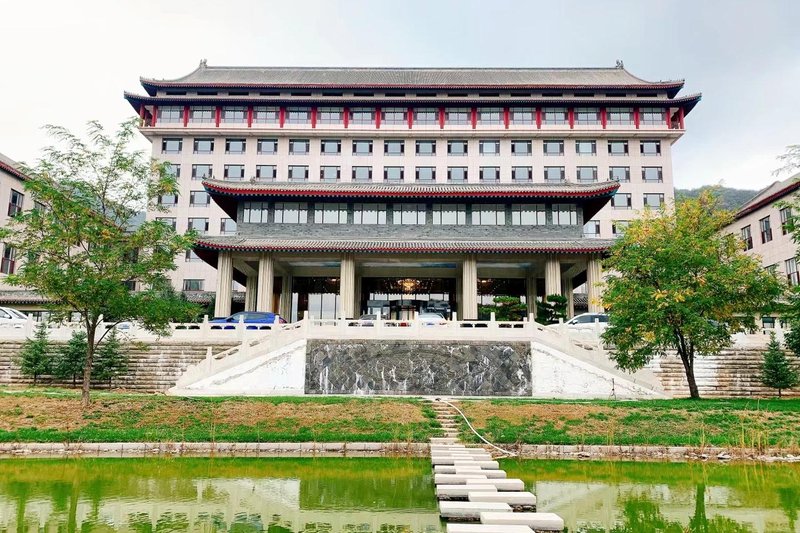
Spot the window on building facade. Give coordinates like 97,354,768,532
479,140,500,155
157,194,178,207
432,204,466,225
472,204,506,226
393,204,427,225
415,108,438,125
575,107,600,125
510,108,534,125
225,138,246,154
188,217,209,234
349,108,374,125
353,166,373,182
612,220,629,236
479,167,500,182
224,165,245,180
156,217,177,231
511,204,546,226
257,138,278,154
640,140,661,155
416,167,436,182
320,166,341,182
193,138,214,154
183,279,204,291
448,140,468,155
275,202,308,223
222,107,246,123
642,167,663,183
447,167,468,183
185,250,201,262
321,139,341,155
158,106,183,123
511,140,532,155
255,165,277,181
416,140,436,155
760,215,773,243
446,108,470,125
583,220,601,238
7,189,24,217
384,167,404,182
553,204,578,225
781,207,793,235
384,140,405,155
640,107,665,125
612,193,632,209
220,218,237,234
190,107,215,123
243,202,269,223
253,106,279,124
1,245,16,274
478,108,502,125
741,225,753,250
189,191,210,207
607,107,634,125
381,108,407,125
575,140,597,155
286,107,310,124
165,163,180,178
542,107,567,125
544,167,565,183
352,140,373,155
608,140,629,155
786,257,800,286
289,139,310,155
317,107,343,124
609,166,630,182
288,165,309,182
543,140,564,156
643,193,665,208
162,138,182,154
314,203,348,224
577,166,598,183
512,167,532,182
354,203,387,224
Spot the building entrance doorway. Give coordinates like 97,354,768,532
360,277,456,319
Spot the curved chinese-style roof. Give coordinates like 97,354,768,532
140,63,685,97
0,153,28,182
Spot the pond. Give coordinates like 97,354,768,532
0,458,797,532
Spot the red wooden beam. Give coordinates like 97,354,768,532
183,105,190,127
678,107,685,129
503,107,510,129
600,108,607,129
278,106,285,128
664,107,670,129
343,107,349,128
311,106,317,129
247,106,253,127
535,107,541,129
471,107,477,129
439,107,445,129
152,105,158,127
633,107,640,129
375,106,381,129
215,106,221,127
408,107,413,129
568,107,574,129
139,105,145,127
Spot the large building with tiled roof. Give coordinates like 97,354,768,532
0,153,37,312
125,61,700,320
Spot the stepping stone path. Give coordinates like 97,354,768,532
428,399,565,533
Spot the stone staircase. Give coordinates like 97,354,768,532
433,400,462,440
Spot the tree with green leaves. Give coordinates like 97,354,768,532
54,330,88,387
17,321,53,385
602,191,784,399
0,119,201,405
536,294,568,325
92,328,128,388
761,332,798,398
478,295,527,321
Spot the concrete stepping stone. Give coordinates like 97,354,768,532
430,438,459,444
455,468,507,478
468,491,536,510
437,484,497,499
480,512,564,532
433,457,492,465
466,478,525,491
434,465,458,474
447,525,534,533
439,501,512,520
435,473,488,485
454,460,500,469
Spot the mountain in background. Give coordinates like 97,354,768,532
675,186,760,211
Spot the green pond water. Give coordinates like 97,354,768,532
0,458,798,533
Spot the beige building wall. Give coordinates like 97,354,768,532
0,155,29,291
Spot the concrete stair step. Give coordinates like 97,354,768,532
447,524,535,533
440,501,512,521
480,512,564,532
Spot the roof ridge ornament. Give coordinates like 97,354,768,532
615,59,624,69
199,58,208,69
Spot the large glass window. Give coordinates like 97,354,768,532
193,138,214,154
478,108,502,125
542,107,567,125
607,107,634,125
382,108,407,125
321,139,341,154
472,204,506,226
781,207,793,235
165,163,180,178
161,138,182,154
414,108,438,125
384,140,405,155
552,204,577,225
577,166,598,183
642,167,663,183
257,138,278,154
158,106,183,123
222,107,246,123
786,257,799,286
275,202,308,223
157,194,177,207
354,203,387,224
543,140,564,156
393,204,426,225
253,106,279,124
608,140,629,155
448,140,468,155
741,225,753,250
320,166,340,182
512,166,532,182
384,167,404,182
353,140,373,155
583,220,601,238
183,279,204,291
353,166,373,182
314,203,348,224
224,165,245,180
156,217,177,231
318,107,343,124
349,108,375,125
511,140,532,155
544,167,565,182
288,165,309,182
760,215,773,243
189,191,210,206
612,220,629,236
192,164,214,180
479,140,500,155
286,107,310,124
416,167,436,182
480,167,500,182
0,246,15,275
643,193,665,208
575,140,597,155
416,140,436,155
612,193,632,209
432,204,466,225
256,165,276,181
511,204,545,226
448,167,468,182
220,218,237,234
575,107,600,125
190,107,214,123
188,217,209,234
225,138,246,154
243,202,269,223
609,166,630,182
640,107,665,125
446,108,470,125
289,139,309,154
510,108,534,125
640,140,661,155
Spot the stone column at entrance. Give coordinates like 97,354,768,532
354,274,362,318
461,254,478,320
587,253,604,313
244,275,257,311
544,254,561,298
340,253,356,319
279,274,293,319
214,251,233,318
526,271,538,318
564,277,574,318
256,252,274,312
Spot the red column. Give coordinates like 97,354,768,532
215,106,221,127
471,107,477,129
664,107,670,128
183,105,190,127
439,107,445,129
279,106,285,128
408,107,413,129
535,107,541,129
247,106,253,127
503,107,510,129
311,107,317,129
678,107,685,129
139,105,145,127
568,107,574,129
151,105,158,127
375,107,381,129
633,107,640,129
600,108,607,129
343,107,349,128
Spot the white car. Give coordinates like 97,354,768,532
564,312,609,331
418,312,447,326
0,307,29,328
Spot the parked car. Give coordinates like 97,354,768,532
0,307,28,328
209,312,286,330
418,312,447,326
563,312,609,331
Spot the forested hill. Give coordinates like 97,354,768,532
675,186,760,211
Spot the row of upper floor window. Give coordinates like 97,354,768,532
152,106,670,128
161,137,664,157
166,162,665,184
740,207,792,250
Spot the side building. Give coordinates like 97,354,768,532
124,62,700,319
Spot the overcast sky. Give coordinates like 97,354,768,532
1,0,798,190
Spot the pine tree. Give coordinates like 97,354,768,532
54,330,88,387
92,329,129,388
17,321,53,385
535,294,568,325
761,333,799,398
